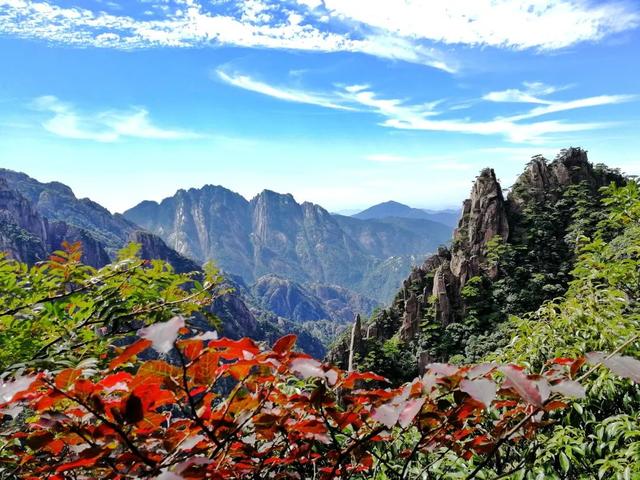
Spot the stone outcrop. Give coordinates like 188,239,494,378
128,230,200,274
331,147,626,371
348,314,363,371
0,178,110,267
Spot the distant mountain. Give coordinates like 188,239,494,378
0,170,325,356
124,187,453,302
251,274,379,324
352,201,460,227
0,169,137,255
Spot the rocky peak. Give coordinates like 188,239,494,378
451,167,508,284
348,314,362,371
0,178,49,243
331,147,624,374
510,147,613,209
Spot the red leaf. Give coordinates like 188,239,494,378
570,357,586,377
340,371,387,389
209,338,260,360
179,339,203,361
273,334,297,354
499,365,549,407
109,339,152,370
192,351,219,385
544,400,568,411
460,378,497,408
55,454,104,473
551,357,575,365
55,369,81,390
98,372,133,390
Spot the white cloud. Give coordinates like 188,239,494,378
31,95,199,142
216,69,355,110
484,81,570,104
217,72,637,143
0,0,454,71
322,0,639,50
506,94,637,120
2,1,637,72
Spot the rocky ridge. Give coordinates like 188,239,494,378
124,187,453,303
330,148,625,374
0,171,325,356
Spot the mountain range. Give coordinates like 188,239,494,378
0,168,455,356
123,186,452,302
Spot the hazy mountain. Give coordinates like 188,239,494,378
352,201,460,227
124,187,453,302
0,170,325,355
251,274,379,324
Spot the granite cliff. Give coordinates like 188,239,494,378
330,148,626,378
124,187,453,303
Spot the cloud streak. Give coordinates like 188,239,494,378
1,0,638,72
31,95,199,142
216,71,637,143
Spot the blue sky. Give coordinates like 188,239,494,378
0,0,639,213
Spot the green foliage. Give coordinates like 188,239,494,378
484,180,640,479
359,336,417,381
0,241,222,371
360,179,640,478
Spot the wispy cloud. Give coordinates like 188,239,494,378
483,82,563,104
217,71,637,143
216,70,355,111
0,0,454,71
2,1,638,73
31,95,199,142
505,94,637,121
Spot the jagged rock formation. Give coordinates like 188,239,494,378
330,148,626,377
348,314,362,371
0,169,136,254
0,177,110,267
124,187,453,303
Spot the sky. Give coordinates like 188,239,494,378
0,0,639,213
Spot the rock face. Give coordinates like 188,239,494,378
451,168,509,285
330,148,625,373
251,274,379,324
0,169,136,255
127,230,200,274
0,177,110,267
124,187,453,303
